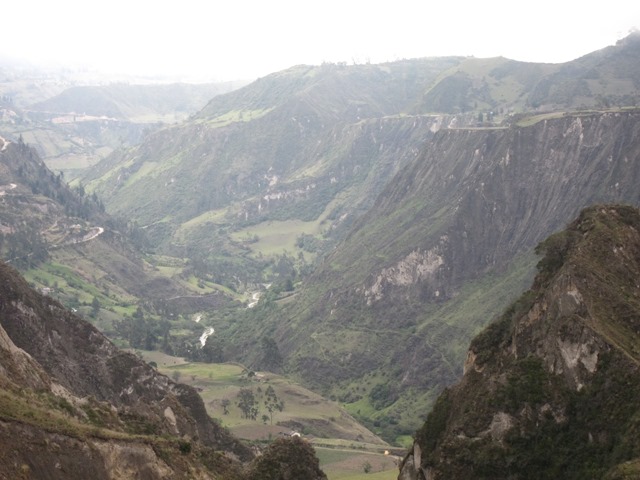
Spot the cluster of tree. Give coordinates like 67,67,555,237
295,233,324,253
112,307,171,351
236,388,259,420
477,111,494,124
107,303,229,364
244,437,327,480
8,139,104,221
182,248,269,293
368,383,398,410
0,224,49,268
235,385,284,425
190,335,224,363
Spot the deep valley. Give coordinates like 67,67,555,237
1,32,640,480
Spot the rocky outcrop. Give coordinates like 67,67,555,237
0,320,50,391
0,261,252,478
0,419,247,480
0,421,171,480
0,261,251,458
364,247,445,304
401,205,640,479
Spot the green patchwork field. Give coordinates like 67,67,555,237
136,352,400,479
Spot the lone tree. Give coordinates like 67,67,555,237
245,437,327,480
264,385,284,425
236,388,258,420
91,296,100,317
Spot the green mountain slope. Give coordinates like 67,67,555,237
230,111,640,443
30,82,245,122
416,32,640,114
0,137,233,344
81,60,465,287
70,36,640,443
1,78,246,180
401,205,640,479
83,35,640,288
0,137,106,266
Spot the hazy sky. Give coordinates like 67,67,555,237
2,0,638,81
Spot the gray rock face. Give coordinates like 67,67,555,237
0,320,50,391
365,112,640,305
0,422,179,480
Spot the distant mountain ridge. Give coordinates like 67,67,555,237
30,82,246,122
1,72,247,180
84,34,640,274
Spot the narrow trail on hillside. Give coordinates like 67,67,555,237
4,225,105,264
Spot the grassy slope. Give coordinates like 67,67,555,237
150,359,386,445
315,447,398,479
136,353,400,480
82,60,467,266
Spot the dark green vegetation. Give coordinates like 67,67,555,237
404,205,640,479
246,437,327,480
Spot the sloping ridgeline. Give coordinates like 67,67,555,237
83,59,461,247
0,261,252,479
82,35,640,289
401,205,640,479
233,111,640,442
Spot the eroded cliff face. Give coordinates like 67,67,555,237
401,205,640,480
363,246,445,304
261,111,640,439
0,418,248,480
0,320,50,391
359,112,640,307
0,422,171,480
0,262,251,478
